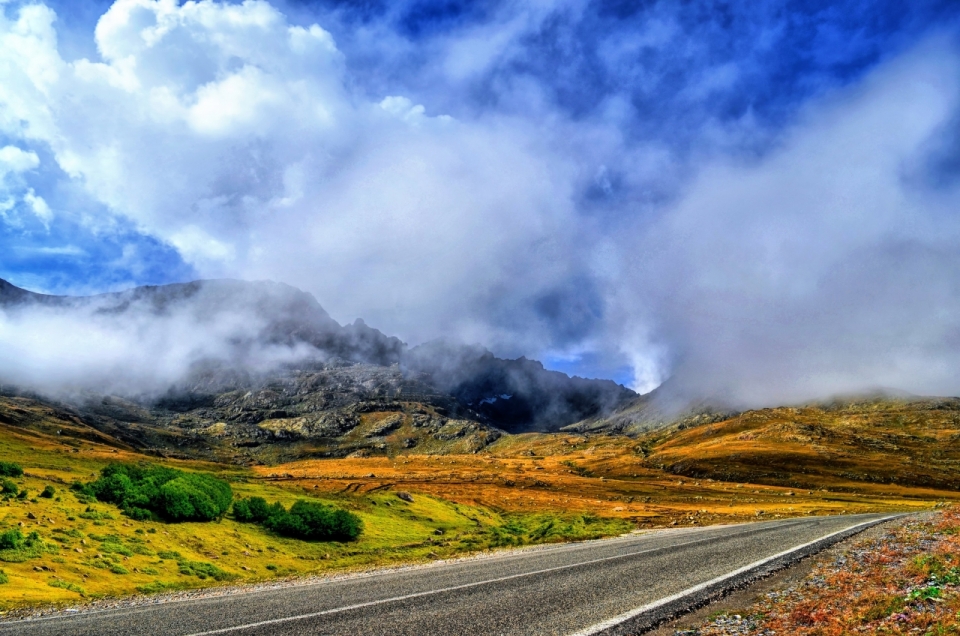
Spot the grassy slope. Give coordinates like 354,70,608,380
645,398,960,490
0,422,628,611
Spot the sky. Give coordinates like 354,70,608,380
1,0,960,404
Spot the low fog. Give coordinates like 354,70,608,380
620,39,960,406
2,1,960,409
0,281,332,398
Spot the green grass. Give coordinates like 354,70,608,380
0,424,634,610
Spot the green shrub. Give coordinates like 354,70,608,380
0,530,51,562
0,462,22,477
99,542,134,557
0,529,23,550
137,580,179,594
48,579,84,594
0,570,8,584
232,496,279,523
79,507,115,521
0,480,17,496
158,474,232,522
232,496,362,542
263,500,363,542
40,485,55,499
86,463,232,522
177,560,237,581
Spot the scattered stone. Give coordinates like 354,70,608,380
396,492,414,503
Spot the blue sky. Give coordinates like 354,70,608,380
2,0,960,398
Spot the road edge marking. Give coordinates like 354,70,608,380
566,514,902,636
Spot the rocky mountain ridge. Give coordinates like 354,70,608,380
0,277,637,459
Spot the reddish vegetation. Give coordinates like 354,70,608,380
683,507,960,635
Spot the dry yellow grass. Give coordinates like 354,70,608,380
261,429,944,529
647,398,960,491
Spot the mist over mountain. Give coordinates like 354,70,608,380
0,277,635,435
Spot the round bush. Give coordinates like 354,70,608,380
0,528,23,550
232,497,277,523
264,500,363,542
87,463,233,522
0,462,23,477
158,474,232,522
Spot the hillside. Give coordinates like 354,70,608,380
642,395,960,491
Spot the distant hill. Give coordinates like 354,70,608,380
640,394,960,491
0,278,637,448
561,378,740,435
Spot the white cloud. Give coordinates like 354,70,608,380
0,284,321,397
615,36,960,404
23,188,52,225
0,0,585,354
0,145,39,177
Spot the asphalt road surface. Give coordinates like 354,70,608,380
0,513,898,636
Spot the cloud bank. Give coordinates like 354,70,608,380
1,0,960,407
0,280,329,398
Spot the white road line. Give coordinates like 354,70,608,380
184,519,810,636
567,514,900,636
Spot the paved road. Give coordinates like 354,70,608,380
0,513,897,636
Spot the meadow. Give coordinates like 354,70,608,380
0,424,628,610
0,395,954,611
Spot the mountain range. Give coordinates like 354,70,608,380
0,277,639,462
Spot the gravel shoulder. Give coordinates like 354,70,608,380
645,516,913,635
649,510,951,636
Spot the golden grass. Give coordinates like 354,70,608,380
0,423,627,611
647,400,960,491
262,429,942,531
